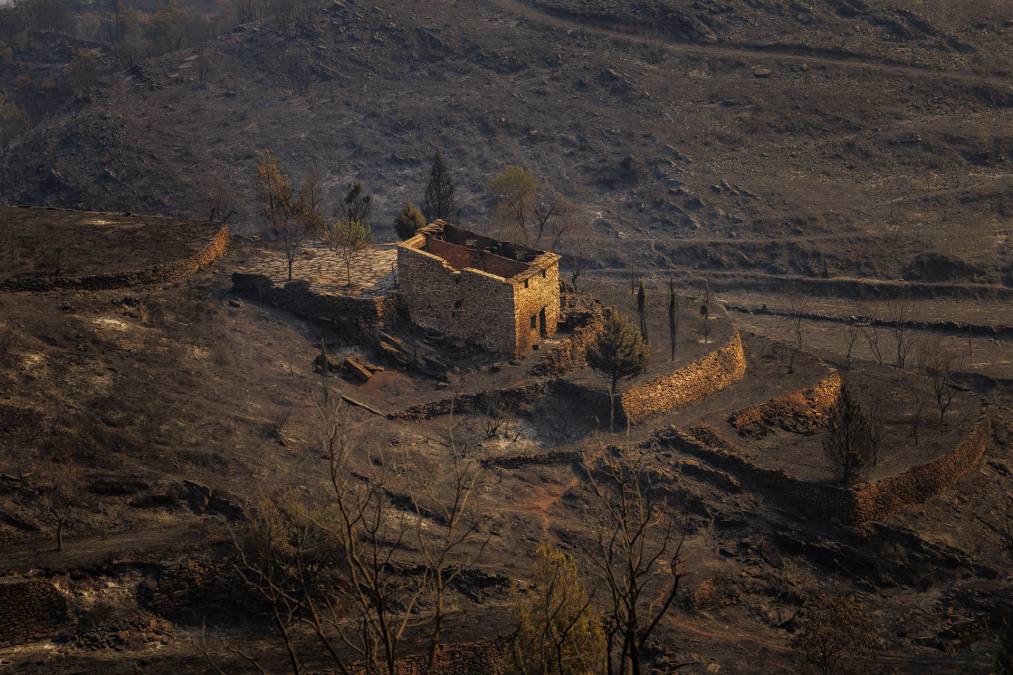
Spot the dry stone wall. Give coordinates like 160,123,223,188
0,579,71,647
852,414,991,523
673,411,992,524
729,371,842,437
231,273,394,342
620,333,747,424
0,225,229,292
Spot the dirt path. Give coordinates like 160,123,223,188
488,0,1013,90
0,522,222,573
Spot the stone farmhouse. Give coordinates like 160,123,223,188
397,221,561,357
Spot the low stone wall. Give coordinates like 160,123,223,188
0,225,230,292
620,333,747,425
670,412,993,525
729,371,842,437
231,273,394,342
393,382,548,421
0,579,72,647
852,414,991,522
532,304,605,376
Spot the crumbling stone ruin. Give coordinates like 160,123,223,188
397,222,561,357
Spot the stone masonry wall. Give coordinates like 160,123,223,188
0,579,72,647
512,262,561,355
674,412,992,525
231,273,392,342
620,333,747,425
729,371,842,437
0,225,230,292
852,414,991,523
397,243,518,354
398,232,561,357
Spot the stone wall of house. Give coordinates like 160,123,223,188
0,579,72,647
0,225,229,292
397,233,561,357
512,260,561,355
397,244,519,354
231,273,394,342
620,333,747,425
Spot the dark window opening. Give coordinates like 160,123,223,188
523,279,529,288
530,315,537,330
542,270,547,278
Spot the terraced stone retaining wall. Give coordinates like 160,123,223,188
0,579,71,647
620,333,747,425
729,371,842,437
671,412,992,524
852,414,991,522
0,225,229,292
231,273,395,342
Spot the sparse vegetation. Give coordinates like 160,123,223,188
585,447,689,675
255,150,308,282
511,543,606,675
394,201,426,240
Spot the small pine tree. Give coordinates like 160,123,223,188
422,151,456,223
586,309,649,431
394,202,426,240
823,385,875,485
512,543,606,675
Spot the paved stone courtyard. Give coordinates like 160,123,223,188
233,243,398,298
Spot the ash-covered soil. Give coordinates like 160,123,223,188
0,0,1011,671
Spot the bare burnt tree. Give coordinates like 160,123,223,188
792,594,876,675
668,280,679,362
402,433,487,670
229,362,486,674
918,338,960,423
41,464,82,553
422,151,456,223
584,447,689,675
787,294,809,373
910,398,926,446
888,303,919,368
862,325,885,366
842,323,859,370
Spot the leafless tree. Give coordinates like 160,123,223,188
787,295,809,373
862,325,885,366
888,303,919,368
910,398,925,446
229,361,486,674
584,447,689,675
918,338,960,423
842,323,859,370
40,463,83,552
